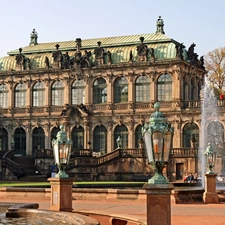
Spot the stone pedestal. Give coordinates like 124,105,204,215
48,177,74,212
203,174,218,203
143,183,174,225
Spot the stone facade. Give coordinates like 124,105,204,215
1,17,221,182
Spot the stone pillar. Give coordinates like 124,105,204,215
143,183,174,225
203,174,218,203
48,177,74,212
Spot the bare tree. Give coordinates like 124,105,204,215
205,47,225,96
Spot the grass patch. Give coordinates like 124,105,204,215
0,181,145,187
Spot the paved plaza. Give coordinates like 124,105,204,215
1,198,225,225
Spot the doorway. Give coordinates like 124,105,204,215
176,163,184,180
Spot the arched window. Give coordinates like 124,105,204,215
71,126,84,149
183,123,199,148
114,77,128,103
0,84,8,108
51,127,60,140
93,78,107,104
114,125,128,149
93,125,107,154
135,125,143,148
32,127,45,156
135,75,150,102
14,128,26,156
157,74,172,101
15,83,26,107
51,80,64,106
0,128,8,151
207,121,224,149
33,81,45,106
72,80,85,105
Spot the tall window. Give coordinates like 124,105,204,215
0,128,8,151
32,127,45,156
33,81,45,106
157,74,172,101
52,80,64,106
72,80,85,105
72,126,84,149
93,125,107,154
0,84,8,108
135,125,143,148
15,83,26,107
14,128,26,156
183,123,199,148
93,78,107,104
114,125,128,149
135,75,150,102
114,77,128,103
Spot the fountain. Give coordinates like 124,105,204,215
200,75,223,188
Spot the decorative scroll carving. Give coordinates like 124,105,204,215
137,37,148,62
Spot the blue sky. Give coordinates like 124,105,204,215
0,0,224,58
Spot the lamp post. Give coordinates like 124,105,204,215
204,142,216,174
203,142,218,203
142,102,174,225
48,124,74,212
10,138,15,151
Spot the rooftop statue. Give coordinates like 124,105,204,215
137,37,148,62
156,16,165,34
30,29,38,46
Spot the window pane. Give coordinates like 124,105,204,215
15,83,26,107
0,84,8,108
52,80,64,106
72,80,85,105
33,82,45,106
157,74,172,101
93,78,107,104
136,75,150,102
93,125,107,154
114,77,128,103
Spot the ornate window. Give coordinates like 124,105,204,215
32,127,45,156
135,125,143,148
72,80,85,105
72,126,84,149
33,81,45,106
51,80,64,106
93,78,107,104
114,77,128,103
0,84,8,108
183,123,199,148
93,125,107,154
14,128,26,156
15,83,26,107
114,125,128,149
0,128,8,151
135,75,150,102
157,74,172,101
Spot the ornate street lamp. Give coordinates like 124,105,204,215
142,102,174,184
116,136,121,148
204,142,216,174
10,138,15,151
52,125,72,178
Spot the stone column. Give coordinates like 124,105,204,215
143,183,174,225
48,177,74,212
203,174,218,203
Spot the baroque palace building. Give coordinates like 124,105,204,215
0,16,215,181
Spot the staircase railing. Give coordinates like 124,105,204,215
2,150,25,178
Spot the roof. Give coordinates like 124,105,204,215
0,32,186,72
